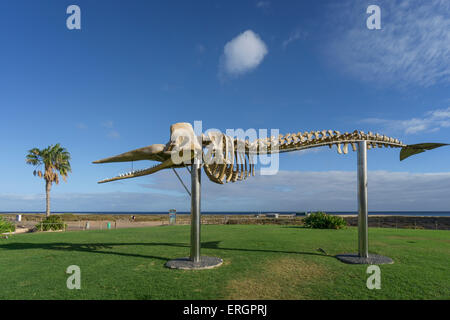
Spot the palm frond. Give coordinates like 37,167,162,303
26,148,43,166
26,144,72,183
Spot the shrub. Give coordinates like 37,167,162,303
35,215,66,231
303,212,346,229
0,217,16,233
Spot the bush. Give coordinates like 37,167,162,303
0,217,16,233
303,212,346,229
35,215,66,231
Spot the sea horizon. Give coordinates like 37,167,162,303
1,211,450,217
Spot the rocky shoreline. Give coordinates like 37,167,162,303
342,215,450,230
219,215,450,230
2,213,450,231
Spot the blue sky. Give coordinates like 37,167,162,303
0,0,449,212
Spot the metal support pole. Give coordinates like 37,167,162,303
190,156,201,263
337,141,391,264
172,168,191,196
357,141,369,258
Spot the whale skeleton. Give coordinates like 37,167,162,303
93,122,447,185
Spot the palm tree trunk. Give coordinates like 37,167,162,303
45,180,52,217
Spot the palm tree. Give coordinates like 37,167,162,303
26,144,72,217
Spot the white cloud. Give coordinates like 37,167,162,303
76,122,87,130
256,1,270,9
363,106,450,134
101,120,114,129
101,120,120,139
220,30,268,77
327,0,450,87
107,130,120,139
3,169,450,212
282,29,306,49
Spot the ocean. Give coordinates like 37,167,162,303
1,211,450,216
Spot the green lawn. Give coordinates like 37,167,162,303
0,225,448,299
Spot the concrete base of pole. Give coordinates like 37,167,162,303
165,256,223,270
335,253,393,265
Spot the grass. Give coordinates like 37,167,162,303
0,224,448,299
